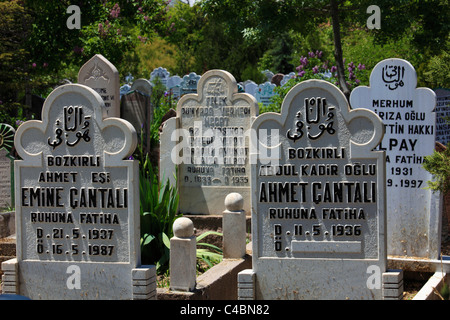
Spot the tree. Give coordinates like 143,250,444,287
24,0,169,79
199,0,449,96
163,0,270,79
0,0,32,126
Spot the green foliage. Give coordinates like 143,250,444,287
164,1,267,80
423,145,450,194
422,45,450,89
258,32,295,74
149,77,177,147
0,0,32,125
196,231,223,270
139,149,180,274
240,64,266,84
260,50,369,114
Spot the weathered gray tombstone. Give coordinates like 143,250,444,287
173,69,258,215
78,54,120,118
350,58,440,259
120,86,152,155
244,80,258,97
4,84,155,299
255,82,276,107
160,117,177,188
243,79,388,299
150,67,170,88
0,124,15,209
434,88,450,145
131,78,153,97
180,72,201,96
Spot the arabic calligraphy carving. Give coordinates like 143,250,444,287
287,97,335,142
286,111,304,142
48,105,91,149
382,65,405,90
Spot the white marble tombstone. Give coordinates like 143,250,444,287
173,69,258,215
246,79,387,299
350,58,440,259
6,84,155,299
78,54,120,118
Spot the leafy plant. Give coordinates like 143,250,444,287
440,282,449,300
422,145,450,194
196,231,223,271
139,151,180,274
149,77,176,147
260,50,368,114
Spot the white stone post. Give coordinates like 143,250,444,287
169,217,197,292
223,193,247,259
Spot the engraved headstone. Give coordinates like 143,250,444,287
78,54,120,118
350,58,439,259
246,79,387,299
180,72,201,96
255,82,276,107
434,88,450,145
174,70,258,215
150,67,170,88
0,124,15,208
120,88,152,155
8,84,155,299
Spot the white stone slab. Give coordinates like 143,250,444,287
13,84,141,299
78,54,120,118
350,58,440,259
250,79,386,299
174,70,258,215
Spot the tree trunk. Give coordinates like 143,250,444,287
330,0,350,100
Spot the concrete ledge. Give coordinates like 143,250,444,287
388,255,450,273
157,254,252,300
413,271,448,300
